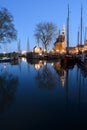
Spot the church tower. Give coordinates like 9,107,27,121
62,24,65,35
53,24,66,53
62,24,66,49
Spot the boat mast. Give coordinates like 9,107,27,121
67,4,69,54
77,28,80,52
18,39,21,54
27,37,30,52
80,5,83,45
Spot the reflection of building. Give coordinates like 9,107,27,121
61,70,66,87
53,61,61,70
53,61,66,87
53,25,66,53
33,46,42,55
34,60,43,70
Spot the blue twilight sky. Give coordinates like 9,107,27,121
0,0,87,53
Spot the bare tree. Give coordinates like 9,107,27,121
0,8,17,44
34,22,58,52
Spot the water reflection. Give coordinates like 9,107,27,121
0,63,19,113
36,62,58,89
34,60,43,70
0,59,87,129
10,59,19,65
30,59,76,88
53,60,66,87
34,59,87,106
76,65,87,110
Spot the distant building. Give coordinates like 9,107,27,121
84,39,87,51
33,46,42,55
53,25,66,53
76,45,84,53
67,47,76,54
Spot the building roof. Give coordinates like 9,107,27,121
33,46,42,50
54,35,65,45
76,44,84,48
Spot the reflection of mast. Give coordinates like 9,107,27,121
76,65,80,110
65,69,69,111
78,69,81,111
27,63,30,72
18,58,21,72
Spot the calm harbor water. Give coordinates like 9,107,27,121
0,58,87,129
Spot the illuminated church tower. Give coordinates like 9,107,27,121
62,24,65,35
53,24,66,53
62,24,66,49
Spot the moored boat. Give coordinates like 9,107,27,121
0,57,11,62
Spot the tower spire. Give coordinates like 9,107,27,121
62,24,65,35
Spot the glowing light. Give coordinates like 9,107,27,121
34,61,42,70
22,57,27,62
51,62,54,66
44,61,46,65
35,64,41,70
3,51,6,54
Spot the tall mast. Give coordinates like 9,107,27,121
67,4,69,54
27,37,30,52
18,39,21,54
78,30,80,46
77,29,80,52
80,5,82,45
